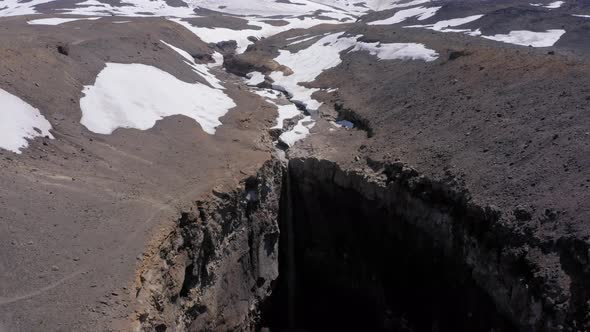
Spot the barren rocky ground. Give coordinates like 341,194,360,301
0,0,588,331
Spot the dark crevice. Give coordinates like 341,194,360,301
448,50,470,61
179,264,196,298
139,158,578,331
196,229,215,287
557,237,590,327
57,44,69,56
334,102,374,137
260,159,515,332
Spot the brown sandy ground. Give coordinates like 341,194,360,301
0,16,277,332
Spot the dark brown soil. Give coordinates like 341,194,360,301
0,16,276,332
1,2,590,331
284,24,590,330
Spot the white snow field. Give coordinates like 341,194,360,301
186,0,352,19
160,40,224,89
1,0,194,17
546,1,565,8
0,0,569,150
482,29,566,47
27,17,100,25
79,63,236,135
0,0,56,16
350,41,439,62
368,6,441,25
289,34,328,46
186,0,438,18
405,15,484,34
0,89,53,154
169,16,345,54
0,0,569,53
531,1,565,9
0,0,434,18
272,103,301,130
253,89,301,130
245,72,265,86
270,32,438,113
311,0,435,13
406,15,566,47
50,0,201,18
268,32,437,146
279,116,316,147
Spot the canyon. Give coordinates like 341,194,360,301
0,1,589,331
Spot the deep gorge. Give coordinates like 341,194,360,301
135,157,569,331
262,158,514,331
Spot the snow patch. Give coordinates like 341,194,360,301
0,89,53,154
279,116,315,147
531,1,564,9
270,32,437,113
186,0,353,19
288,34,326,46
245,72,265,86
1,0,434,18
482,29,566,47
59,0,199,18
27,17,100,25
80,63,236,135
272,103,301,130
286,34,310,41
0,0,55,16
335,120,354,129
368,6,441,25
211,52,224,67
169,16,343,53
405,15,483,33
268,32,436,147
252,89,300,130
350,42,439,62
312,0,435,13
161,40,224,89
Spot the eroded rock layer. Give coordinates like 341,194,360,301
135,157,589,331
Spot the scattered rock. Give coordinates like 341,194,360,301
215,40,237,54
514,205,532,221
57,44,69,56
448,50,470,60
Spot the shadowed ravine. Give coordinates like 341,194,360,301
260,158,515,332
135,157,583,331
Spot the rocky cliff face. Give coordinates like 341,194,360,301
270,158,577,331
133,160,283,331
132,156,589,331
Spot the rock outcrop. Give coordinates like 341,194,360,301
134,157,589,331
134,160,283,331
